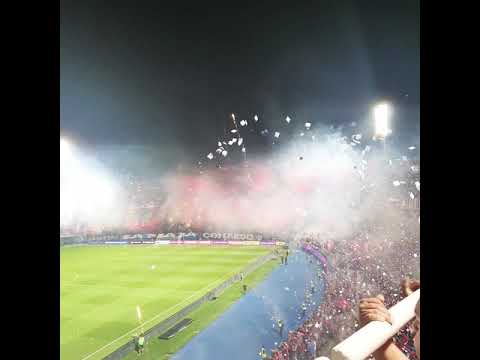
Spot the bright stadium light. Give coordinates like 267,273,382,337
60,138,73,163
373,102,392,139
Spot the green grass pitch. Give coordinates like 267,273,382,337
60,245,274,360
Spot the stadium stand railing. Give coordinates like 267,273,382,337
315,289,420,360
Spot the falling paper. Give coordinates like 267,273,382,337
230,129,238,133
218,141,222,147
222,150,228,157
409,146,416,150
415,181,420,191
238,138,243,146
393,180,401,187
231,138,237,143
216,148,222,154
305,122,311,129
241,147,246,153
207,153,214,160
240,120,248,126
228,140,234,146
410,192,415,199
254,115,258,122
274,131,280,138
286,116,291,123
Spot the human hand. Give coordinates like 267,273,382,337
401,278,420,297
359,294,392,327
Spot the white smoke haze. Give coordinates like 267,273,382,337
60,125,418,241
156,130,414,240
60,151,128,229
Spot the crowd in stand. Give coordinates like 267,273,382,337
268,217,420,360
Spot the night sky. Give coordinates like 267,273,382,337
61,0,419,171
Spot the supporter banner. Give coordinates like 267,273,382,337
143,241,155,244
105,241,128,244
156,233,177,240
201,233,263,241
129,241,143,244
179,232,199,240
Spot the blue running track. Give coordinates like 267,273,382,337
171,249,325,360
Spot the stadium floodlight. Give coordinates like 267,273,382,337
373,102,392,139
61,138,73,162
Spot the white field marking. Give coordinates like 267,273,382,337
79,256,263,360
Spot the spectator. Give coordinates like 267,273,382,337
358,281,420,360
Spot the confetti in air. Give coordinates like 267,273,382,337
218,141,222,147
305,122,311,129
238,138,243,146
415,181,420,191
207,153,214,160
241,147,246,153
393,180,401,187
254,115,258,122
240,120,248,126
222,150,228,157
286,116,291,123
408,146,416,150
409,192,415,199
230,129,238,133
274,131,280,138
